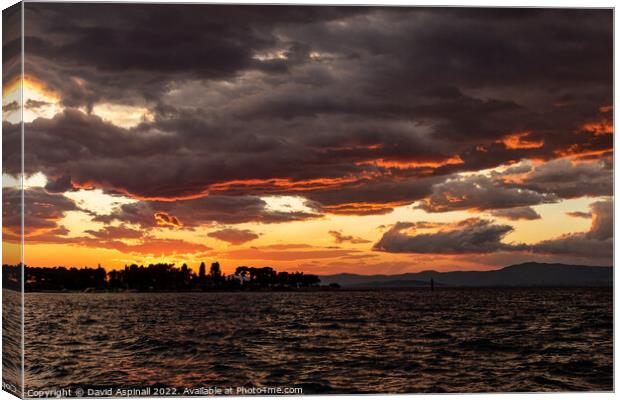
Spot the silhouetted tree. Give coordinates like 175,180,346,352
179,263,191,289
198,262,206,290
209,262,222,279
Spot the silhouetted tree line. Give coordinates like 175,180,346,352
2,262,327,292
2,264,21,291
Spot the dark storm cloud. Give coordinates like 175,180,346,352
25,99,52,109
566,211,592,219
23,6,612,105
15,5,613,217
375,199,612,262
94,195,321,229
490,206,541,221
15,109,352,199
586,200,613,241
373,219,523,254
305,177,440,215
207,228,260,245
531,234,612,260
328,230,371,244
418,175,556,213
2,187,78,240
3,2,22,85
519,159,613,199
2,121,21,175
417,157,612,214
16,110,177,183
84,225,144,240
3,101,19,112
531,200,613,260
12,109,445,214
23,3,361,106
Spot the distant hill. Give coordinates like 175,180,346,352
347,279,436,289
320,262,613,288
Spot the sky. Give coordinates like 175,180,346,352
1,4,613,275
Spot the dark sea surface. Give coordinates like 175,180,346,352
2,289,22,396
23,288,612,394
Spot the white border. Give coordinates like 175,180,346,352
0,1,616,400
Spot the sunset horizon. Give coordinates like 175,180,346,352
3,258,614,276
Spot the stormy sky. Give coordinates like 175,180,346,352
2,4,613,273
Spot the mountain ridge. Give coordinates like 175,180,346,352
319,262,613,288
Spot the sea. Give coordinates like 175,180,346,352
3,288,613,395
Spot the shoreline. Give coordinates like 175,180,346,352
4,285,613,294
